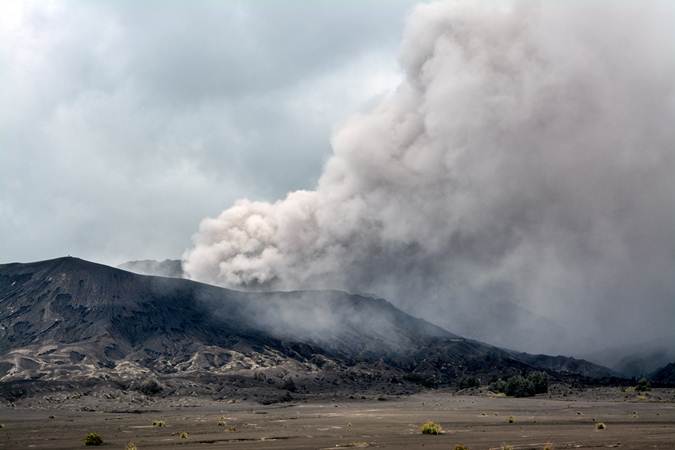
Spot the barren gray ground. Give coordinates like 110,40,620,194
1,390,674,449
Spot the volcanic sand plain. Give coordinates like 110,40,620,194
1,390,674,450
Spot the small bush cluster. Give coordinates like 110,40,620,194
636,378,652,392
508,416,515,424
528,371,549,393
179,431,189,439
506,376,534,397
421,421,442,435
454,445,470,450
489,371,549,397
152,420,166,427
490,379,506,392
596,422,606,430
84,432,103,446
457,375,480,389
126,442,138,450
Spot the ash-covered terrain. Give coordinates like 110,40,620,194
0,257,623,405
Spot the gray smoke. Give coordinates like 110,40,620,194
184,0,675,356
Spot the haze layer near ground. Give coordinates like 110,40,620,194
1,391,674,449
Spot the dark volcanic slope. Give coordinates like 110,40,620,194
651,363,675,386
508,352,615,379
0,257,610,387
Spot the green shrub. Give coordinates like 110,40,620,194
84,432,103,446
454,445,470,450
126,442,138,450
508,416,515,424
528,371,549,394
596,422,606,430
489,378,507,393
505,375,535,397
490,372,548,397
636,378,651,392
457,375,480,389
179,431,189,439
421,421,442,435
152,420,166,427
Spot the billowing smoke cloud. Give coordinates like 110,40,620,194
184,1,675,356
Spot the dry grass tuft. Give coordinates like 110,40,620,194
420,421,443,435
84,432,103,446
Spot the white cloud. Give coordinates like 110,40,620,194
0,0,417,264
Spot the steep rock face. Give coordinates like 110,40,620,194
0,257,611,386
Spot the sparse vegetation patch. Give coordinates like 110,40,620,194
489,372,549,397
457,375,480,389
636,378,651,392
84,432,103,446
421,421,442,435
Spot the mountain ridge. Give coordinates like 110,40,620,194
0,257,616,398
117,258,184,278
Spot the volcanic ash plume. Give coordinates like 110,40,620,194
184,1,675,354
